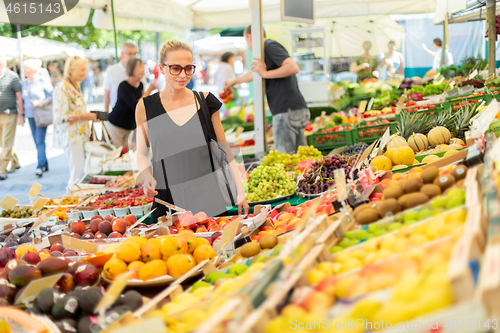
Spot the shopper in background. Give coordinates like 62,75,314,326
136,40,248,223
422,38,453,71
350,41,379,81
103,43,139,113
381,41,404,78
105,58,156,148
48,62,62,87
0,53,24,181
21,59,53,177
214,52,236,116
225,26,309,154
52,56,97,190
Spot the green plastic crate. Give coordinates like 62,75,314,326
306,128,353,151
448,93,492,107
351,122,396,144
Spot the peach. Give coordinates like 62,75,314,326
278,213,295,222
194,212,208,223
82,233,94,240
195,226,208,233
71,220,85,235
108,232,122,238
98,221,112,235
50,242,64,253
95,232,107,239
90,219,101,233
177,230,197,253
103,215,114,222
124,214,137,226
262,226,273,231
71,233,81,239
179,211,193,222
90,215,103,222
181,215,197,229
112,218,127,234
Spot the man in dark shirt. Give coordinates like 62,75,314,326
225,25,309,153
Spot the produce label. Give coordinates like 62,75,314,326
15,273,63,305
219,218,240,253
31,198,49,211
483,243,500,290
0,195,18,210
28,182,42,198
469,69,478,80
29,207,57,232
334,169,347,202
471,100,500,137
62,234,98,253
111,317,166,333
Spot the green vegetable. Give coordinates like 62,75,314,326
373,91,399,107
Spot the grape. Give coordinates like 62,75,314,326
294,145,323,161
245,165,296,202
298,154,357,195
340,143,369,157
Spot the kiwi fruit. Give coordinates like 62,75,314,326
398,194,411,208
450,165,468,181
456,179,465,188
433,174,456,191
401,192,429,209
376,198,402,217
421,166,439,184
383,185,404,200
356,208,380,225
353,203,372,220
396,178,408,190
403,177,423,193
420,184,442,198
240,242,261,258
259,234,278,250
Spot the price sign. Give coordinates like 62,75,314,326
31,198,49,212
367,97,374,111
471,100,500,137
15,274,63,305
334,169,347,202
379,128,391,150
396,94,406,108
0,195,18,210
28,182,42,198
486,74,495,85
469,69,478,80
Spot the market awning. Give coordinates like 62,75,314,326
193,35,247,53
0,36,86,61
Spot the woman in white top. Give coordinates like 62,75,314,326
214,52,235,116
52,56,97,190
381,41,404,78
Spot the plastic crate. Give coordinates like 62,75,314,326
306,128,353,151
448,93,492,107
351,122,396,144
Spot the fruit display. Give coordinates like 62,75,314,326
244,165,296,202
297,155,356,195
1,207,34,219
83,187,154,209
102,230,217,282
46,196,80,206
340,142,369,157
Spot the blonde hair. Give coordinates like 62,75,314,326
159,41,192,64
23,59,39,71
122,42,137,52
63,56,88,78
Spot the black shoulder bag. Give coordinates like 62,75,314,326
193,91,237,207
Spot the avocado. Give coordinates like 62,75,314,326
79,287,102,315
52,296,80,319
77,316,92,333
36,288,59,314
115,290,143,312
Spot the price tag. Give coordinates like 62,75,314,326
469,69,478,80
15,273,63,305
367,97,374,112
396,94,406,108
461,86,474,94
0,195,18,210
31,198,49,212
29,208,57,232
218,218,240,253
95,271,132,314
482,244,500,290
62,234,98,254
356,141,377,169
471,100,500,137
447,89,459,97
378,128,391,150
334,169,347,202
28,182,42,198
486,74,495,85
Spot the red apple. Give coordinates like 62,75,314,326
70,220,85,235
50,242,64,253
74,264,99,287
21,252,41,265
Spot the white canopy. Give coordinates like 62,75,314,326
0,36,85,61
193,35,247,53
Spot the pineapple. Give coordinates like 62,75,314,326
432,106,456,129
396,110,433,140
450,103,479,138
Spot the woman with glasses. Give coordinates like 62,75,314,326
53,56,97,190
136,41,249,223
104,58,156,148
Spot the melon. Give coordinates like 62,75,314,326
427,126,451,147
392,146,415,166
370,156,392,172
446,144,463,151
444,150,458,157
392,165,408,171
412,159,420,165
384,148,397,162
421,155,440,164
387,136,408,150
408,133,429,152
450,138,464,145
434,144,448,153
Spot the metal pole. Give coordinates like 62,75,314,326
487,0,496,75
441,12,448,67
110,0,119,63
251,0,266,156
16,24,23,80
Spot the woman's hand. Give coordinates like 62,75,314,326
237,192,249,215
143,177,158,197
32,100,41,108
361,63,370,69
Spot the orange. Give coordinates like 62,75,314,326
192,245,216,265
15,244,37,258
195,238,211,247
123,236,147,249
177,230,197,253
39,253,51,260
103,257,128,280
141,239,162,262
166,254,196,277
160,236,188,259
127,261,145,280
116,242,141,264
139,259,168,281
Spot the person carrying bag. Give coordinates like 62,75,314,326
84,122,121,176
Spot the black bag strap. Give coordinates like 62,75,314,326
193,91,216,142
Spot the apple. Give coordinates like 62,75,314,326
315,276,336,296
194,212,208,223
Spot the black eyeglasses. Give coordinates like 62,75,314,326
162,64,196,76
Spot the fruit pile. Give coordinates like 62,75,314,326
88,177,108,184
245,165,296,202
1,207,34,219
297,155,356,195
251,208,301,242
218,88,233,104
340,142,369,157
47,197,79,206
103,230,217,281
0,246,100,305
69,214,139,240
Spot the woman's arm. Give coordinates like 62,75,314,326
350,61,369,73
209,95,249,214
135,99,157,197
399,55,405,76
